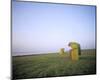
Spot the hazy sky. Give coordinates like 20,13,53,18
12,1,96,55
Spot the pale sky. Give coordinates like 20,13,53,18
12,1,96,56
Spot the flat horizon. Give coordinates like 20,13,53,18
12,49,96,56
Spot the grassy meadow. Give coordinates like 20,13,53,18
12,49,96,79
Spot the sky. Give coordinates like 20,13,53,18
12,1,96,56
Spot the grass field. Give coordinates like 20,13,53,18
12,49,96,79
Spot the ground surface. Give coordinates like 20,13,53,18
12,49,96,79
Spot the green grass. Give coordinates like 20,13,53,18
12,49,96,79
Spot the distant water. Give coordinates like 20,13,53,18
12,51,61,56
12,52,46,56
